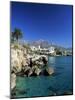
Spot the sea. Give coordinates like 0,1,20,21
14,56,73,98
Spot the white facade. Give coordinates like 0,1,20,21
49,46,55,53
38,45,41,50
30,46,38,51
30,45,55,54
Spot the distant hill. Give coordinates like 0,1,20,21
29,40,72,51
30,40,50,48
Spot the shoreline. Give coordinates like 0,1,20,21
11,43,72,94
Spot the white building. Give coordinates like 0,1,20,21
30,45,55,55
38,45,41,50
30,46,38,51
49,46,55,54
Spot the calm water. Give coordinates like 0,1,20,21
15,56,73,98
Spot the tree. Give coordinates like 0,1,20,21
11,28,23,41
11,32,14,42
55,48,62,55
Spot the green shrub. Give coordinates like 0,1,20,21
13,44,19,49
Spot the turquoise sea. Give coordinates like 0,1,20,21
14,56,73,98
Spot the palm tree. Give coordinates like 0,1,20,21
11,32,14,42
11,28,23,42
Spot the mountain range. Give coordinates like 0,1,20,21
29,39,72,51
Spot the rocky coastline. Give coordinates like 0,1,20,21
11,43,54,91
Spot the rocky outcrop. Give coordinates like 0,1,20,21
11,44,28,73
45,67,54,75
11,43,54,91
11,44,54,76
10,43,55,98
11,73,16,90
34,67,41,75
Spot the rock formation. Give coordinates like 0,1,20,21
11,43,54,90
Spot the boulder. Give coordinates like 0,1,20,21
44,67,54,75
34,67,41,75
28,69,33,77
35,61,44,66
11,73,16,90
23,66,32,76
11,49,22,73
11,46,28,73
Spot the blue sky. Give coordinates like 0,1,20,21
11,2,73,48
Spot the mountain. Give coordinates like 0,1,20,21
30,39,50,48
29,40,72,51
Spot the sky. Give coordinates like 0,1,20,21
11,2,73,48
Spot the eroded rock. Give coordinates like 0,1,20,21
11,73,16,90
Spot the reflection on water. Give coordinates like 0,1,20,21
48,56,56,64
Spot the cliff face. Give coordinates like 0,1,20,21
10,43,54,91
11,44,48,73
11,44,28,73
11,73,16,90
11,44,29,90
